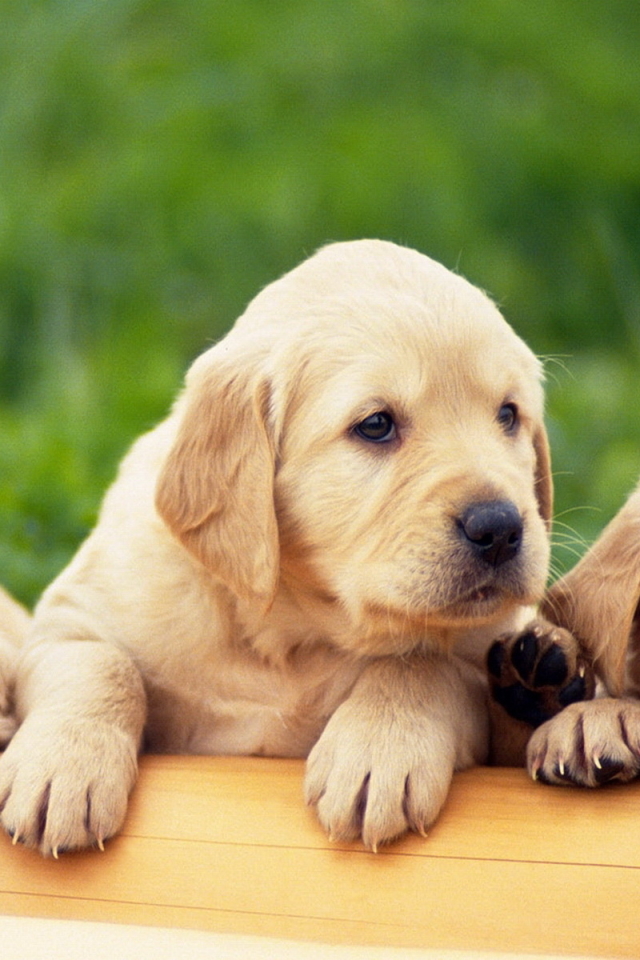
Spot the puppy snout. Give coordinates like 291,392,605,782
458,500,523,568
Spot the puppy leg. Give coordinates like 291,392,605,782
0,634,20,749
514,482,640,786
487,619,596,765
305,653,488,850
0,587,30,748
542,481,640,696
0,638,146,856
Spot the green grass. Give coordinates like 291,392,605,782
1,0,639,606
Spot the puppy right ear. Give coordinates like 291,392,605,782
533,424,553,531
155,352,279,609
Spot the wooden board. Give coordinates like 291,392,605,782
0,756,638,957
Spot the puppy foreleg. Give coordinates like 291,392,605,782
0,587,31,748
543,481,640,696
305,653,488,850
0,638,146,856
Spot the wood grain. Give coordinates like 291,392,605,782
0,757,638,956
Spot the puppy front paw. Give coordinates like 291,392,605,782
527,698,640,787
305,703,452,851
488,619,596,728
0,716,138,856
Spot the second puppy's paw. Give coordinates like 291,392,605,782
488,619,596,728
527,698,640,786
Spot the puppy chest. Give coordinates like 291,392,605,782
142,651,358,758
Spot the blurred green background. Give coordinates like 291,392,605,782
1,0,639,607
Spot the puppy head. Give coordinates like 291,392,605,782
157,240,552,653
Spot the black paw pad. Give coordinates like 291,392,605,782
492,683,553,728
558,673,588,707
487,641,505,679
533,644,568,687
593,757,626,785
487,620,595,729
510,631,539,681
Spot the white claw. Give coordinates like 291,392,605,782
52,846,59,860
579,665,585,677
593,755,603,770
559,760,565,776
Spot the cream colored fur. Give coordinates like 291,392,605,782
543,480,640,696
525,479,640,783
0,240,552,855
0,588,28,747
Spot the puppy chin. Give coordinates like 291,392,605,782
430,591,528,631
332,575,546,658
324,597,494,659
435,574,547,623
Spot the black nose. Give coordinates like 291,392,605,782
458,500,523,568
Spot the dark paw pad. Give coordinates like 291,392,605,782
488,620,596,728
492,681,556,728
593,756,627,785
533,643,569,687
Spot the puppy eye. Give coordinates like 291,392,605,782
497,402,519,434
354,411,397,444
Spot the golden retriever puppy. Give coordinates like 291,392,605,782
0,240,553,855
488,479,640,782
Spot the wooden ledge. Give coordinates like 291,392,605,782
0,757,638,957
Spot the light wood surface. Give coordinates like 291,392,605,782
0,756,638,956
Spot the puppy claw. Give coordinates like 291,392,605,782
593,756,627,785
593,754,602,771
11,830,21,846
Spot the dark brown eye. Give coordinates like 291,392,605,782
497,402,519,434
354,411,396,443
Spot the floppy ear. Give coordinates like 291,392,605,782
155,353,279,609
533,425,553,531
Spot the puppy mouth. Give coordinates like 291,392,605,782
467,585,500,604
459,584,501,607
440,582,513,621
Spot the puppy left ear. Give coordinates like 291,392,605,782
533,425,553,530
155,352,279,610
